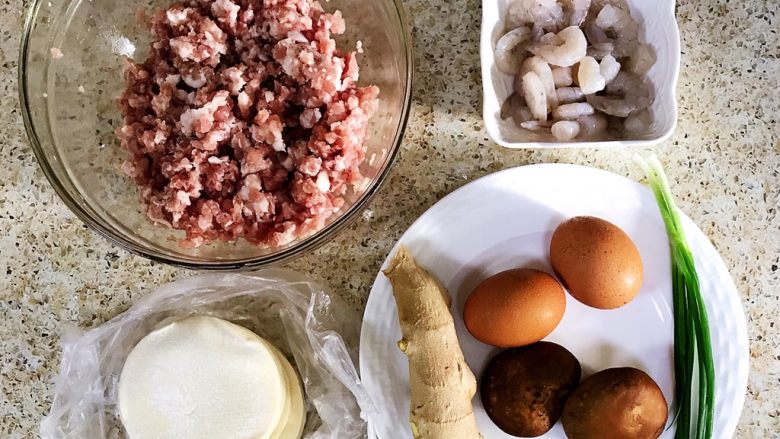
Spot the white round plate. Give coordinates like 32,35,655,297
360,164,748,439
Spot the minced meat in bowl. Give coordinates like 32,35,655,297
20,0,412,268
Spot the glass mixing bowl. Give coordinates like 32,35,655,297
19,0,412,269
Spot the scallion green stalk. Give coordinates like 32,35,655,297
635,155,715,439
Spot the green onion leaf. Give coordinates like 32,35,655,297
635,155,715,439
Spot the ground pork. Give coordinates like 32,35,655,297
117,0,379,248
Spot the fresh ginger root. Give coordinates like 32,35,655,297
384,246,483,439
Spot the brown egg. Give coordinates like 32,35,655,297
561,367,669,439
550,216,643,310
464,268,566,347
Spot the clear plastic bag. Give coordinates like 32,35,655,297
40,269,376,439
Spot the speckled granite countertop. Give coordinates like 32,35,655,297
1,0,778,437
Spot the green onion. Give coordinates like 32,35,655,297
635,155,715,439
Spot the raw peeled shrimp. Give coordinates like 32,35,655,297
514,105,535,125
624,109,652,134
507,0,566,32
521,57,559,109
501,94,536,126
529,26,587,67
577,56,606,94
614,39,639,58
578,113,608,136
599,54,621,84
552,102,594,119
552,120,581,140
604,101,651,119
587,42,614,59
495,27,533,75
586,71,652,117
594,5,639,43
591,4,640,57
552,66,573,87
584,23,610,44
562,0,591,26
587,0,630,23
605,71,645,95
538,32,562,45
521,120,553,131
556,86,585,103
626,42,657,75
521,71,549,121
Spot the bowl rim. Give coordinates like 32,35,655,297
479,0,681,149
18,0,414,270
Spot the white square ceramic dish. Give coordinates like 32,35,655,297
481,0,681,148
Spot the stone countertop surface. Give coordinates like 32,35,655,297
1,0,778,437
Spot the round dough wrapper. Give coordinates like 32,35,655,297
263,342,306,439
118,316,286,439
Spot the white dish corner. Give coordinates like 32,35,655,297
480,0,681,148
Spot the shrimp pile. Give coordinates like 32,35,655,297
495,0,657,141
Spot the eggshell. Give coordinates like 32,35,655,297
464,268,566,347
550,216,644,310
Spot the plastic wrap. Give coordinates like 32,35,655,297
40,270,376,439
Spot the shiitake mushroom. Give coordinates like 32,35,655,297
481,342,581,437
561,367,668,439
